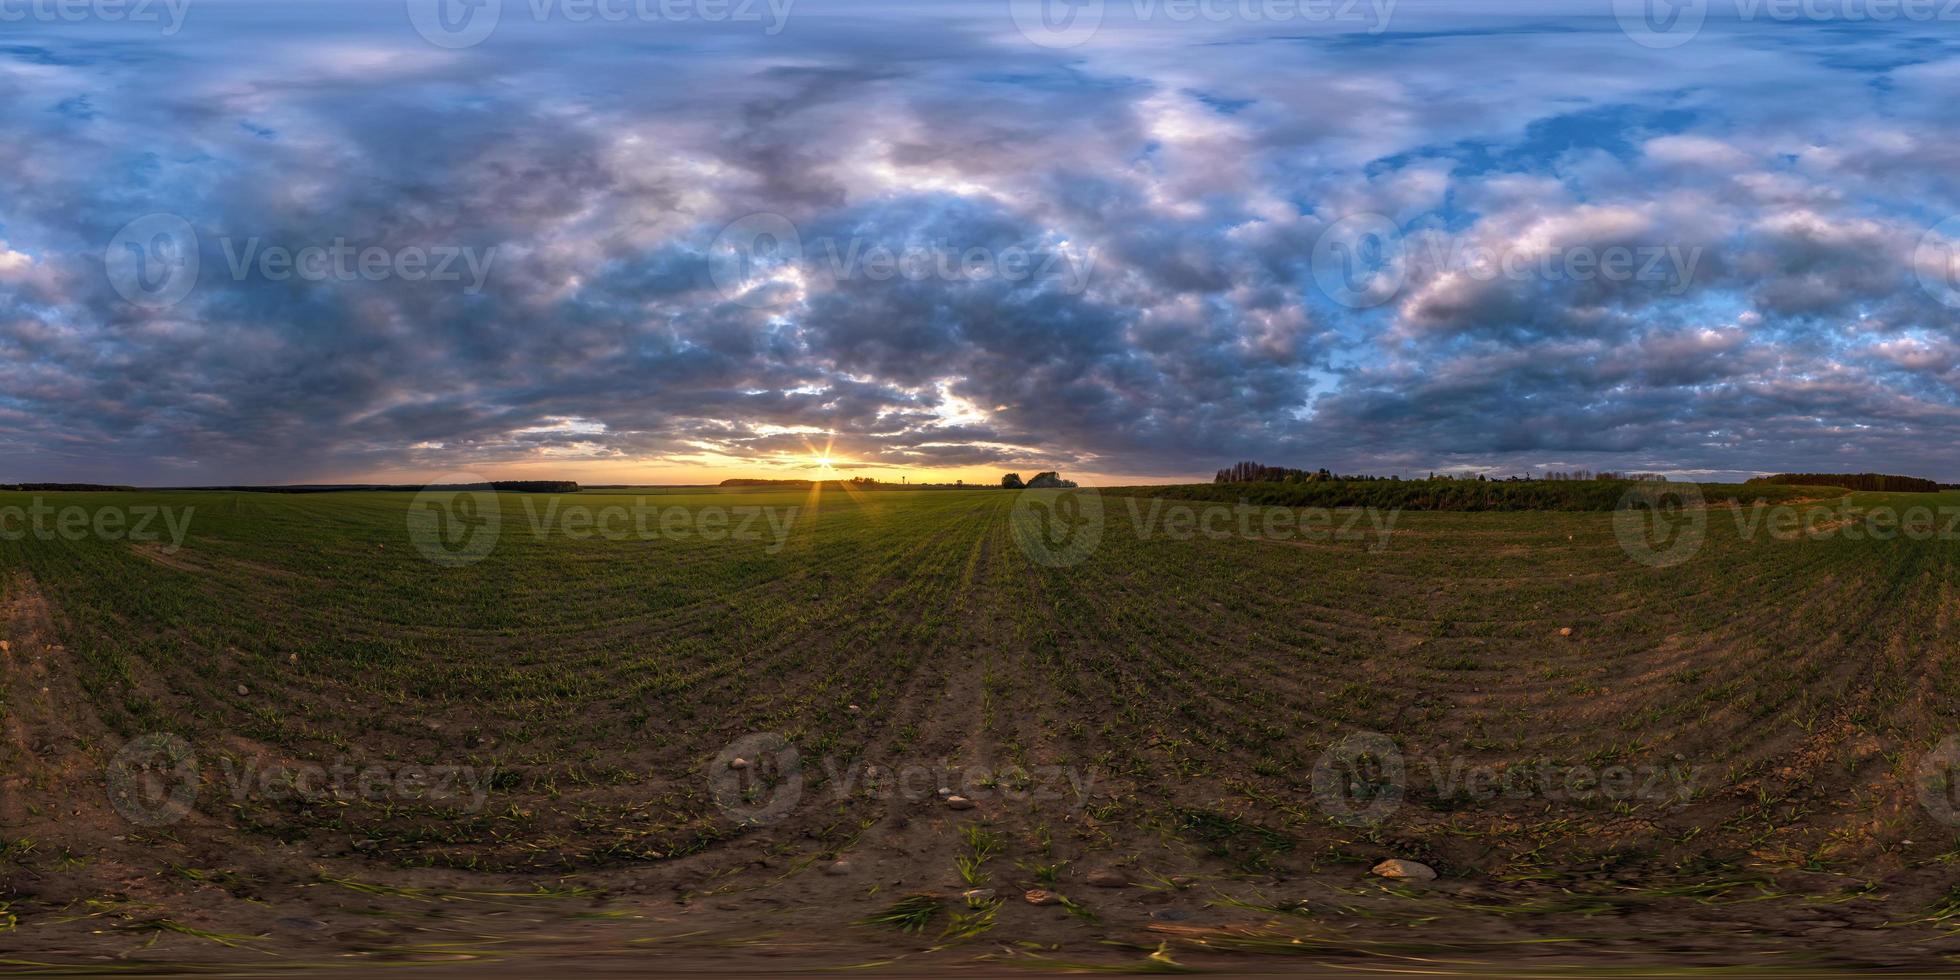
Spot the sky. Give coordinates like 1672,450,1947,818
4,0,1960,486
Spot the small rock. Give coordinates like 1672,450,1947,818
961,888,996,903
1169,875,1195,887
236,684,251,696
0,640,11,654
847,704,861,714
352,838,379,851
1024,889,1060,906
1149,908,1192,922
936,787,953,798
424,720,441,731
823,860,851,876
945,795,975,810
1558,627,1573,637
730,758,751,770
1085,870,1130,888
288,654,299,665
1371,859,1436,881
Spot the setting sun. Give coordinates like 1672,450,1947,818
802,434,840,472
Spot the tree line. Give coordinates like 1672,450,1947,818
1212,462,1667,485
1213,462,1381,484
1748,473,1942,493
1001,472,1076,489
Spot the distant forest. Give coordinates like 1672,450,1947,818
1214,462,1374,484
0,481,582,493
721,477,901,489
1213,462,1666,484
719,476,977,490
1129,478,1832,512
196,480,582,494
1748,473,1943,493
0,483,136,492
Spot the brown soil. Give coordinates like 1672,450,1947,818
0,569,1954,978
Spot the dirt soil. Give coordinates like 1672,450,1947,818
7,566,1960,977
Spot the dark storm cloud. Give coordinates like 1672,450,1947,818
5,2,1960,483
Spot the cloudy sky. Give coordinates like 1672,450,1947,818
4,0,1960,485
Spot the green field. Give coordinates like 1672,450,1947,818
4,486,1960,971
